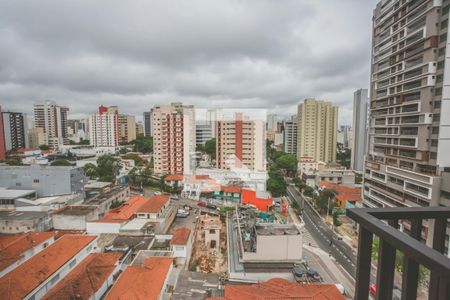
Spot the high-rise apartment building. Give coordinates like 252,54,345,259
351,89,369,172
152,102,195,175
2,111,28,151
366,1,450,249
196,121,213,145
216,113,266,171
0,106,6,160
143,111,152,137
118,114,136,144
28,128,46,150
283,115,297,155
136,122,144,136
89,105,119,147
33,101,69,148
297,99,338,162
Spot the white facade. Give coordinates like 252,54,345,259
351,89,368,172
89,106,119,147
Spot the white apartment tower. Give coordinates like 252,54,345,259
351,89,369,172
152,102,195,175
33,101,69,148
283,115,297,155
89,105,119,147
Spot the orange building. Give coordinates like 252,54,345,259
241,189,273,212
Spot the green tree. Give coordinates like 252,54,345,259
131,134,153,153
39,144,50,150
196,143,205,153
204,138,216,159
110,200,124,209
355,173,363,184
5,158,23,166
303,186,314,198
314,195,328,213
332,211,342,227
83,163,98,179
275,154,298,177
79,139,90,145
267,177,287,197
50,159,72,166
96,155,120,182
122,153,144,166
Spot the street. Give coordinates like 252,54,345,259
287,185,357,278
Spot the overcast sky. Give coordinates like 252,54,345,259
0,0,378,125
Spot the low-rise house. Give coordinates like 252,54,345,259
42,252,124,300
164,174,184,187
0,235,97,300
52,206,99,230
0,188,37,210
318,182,362,209
135,194,170,220
203,217,221,249
105,257,174,300
83,184,130,217
0,211,52,234
0,232,55,277
170,228,193,264
208,278,343,300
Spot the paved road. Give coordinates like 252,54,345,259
287,185,357,278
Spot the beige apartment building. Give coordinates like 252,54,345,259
366,0,450,250
216,113,266,171
118,114,136,144
152,102,195,175
33,101,69,148
297,99,338,163
28,128,46,150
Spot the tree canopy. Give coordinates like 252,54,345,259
275,154,297,177
122,153,144,166
39,144,50,150
204,138,216,159
50,159,72,166
131,134,153,153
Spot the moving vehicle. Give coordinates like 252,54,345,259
206,203,217,210
198,201,207,207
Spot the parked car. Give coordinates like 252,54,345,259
206,203,217,210
198,201,207,207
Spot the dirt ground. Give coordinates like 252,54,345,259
189,214,228,275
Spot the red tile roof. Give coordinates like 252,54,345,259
53,230,85,239
0,235,96,300
171,228,191,246
319,182,361,202
209,278,344,300
99,196,150,222
0,232,55,273
164,174,184,181
137,194,170,214
105,257,173,300
42,252,123,300
221,185,242,193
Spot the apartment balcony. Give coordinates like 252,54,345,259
347,207,450,300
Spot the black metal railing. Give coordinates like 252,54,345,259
347,207,450,300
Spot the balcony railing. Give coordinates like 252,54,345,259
347,207,450,300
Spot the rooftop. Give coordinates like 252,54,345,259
319,182,361,202
42,252,123,300
0,235,96,300
52,205,97,216
84,181,112,189
209,278,343,300
0,210,49,221
0,232,55,273
105,257,173,300
137,194,170,213
0,188,36,200
99,195,149,222
105,235,153,252
221,185,242,193
171,228,191,246
255,224,301,236
165,174,184,181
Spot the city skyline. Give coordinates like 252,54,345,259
0,0,378,125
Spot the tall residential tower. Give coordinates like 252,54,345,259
33,101,69,148
297,99,338,162
351,89,368,172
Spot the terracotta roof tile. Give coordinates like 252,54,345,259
0,232,55,273
164,174,184,181
105,257,173,300
170,228,191,246
0,235,97,300
137,195,170,214
99,196,150,222
42,252,123,300
221,185,242,193
208,278,344,300
319,182,361,202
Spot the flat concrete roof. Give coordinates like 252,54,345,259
255,224,301,236
84,181,112,189
0,211,48,220
53,206,97,216
0,188,36,200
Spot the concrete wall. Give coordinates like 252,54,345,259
243,234,302,261
86,222,121,234
0,165,86,197
52,211,98,230
0,216,52,234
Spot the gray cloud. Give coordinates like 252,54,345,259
0,0,378,125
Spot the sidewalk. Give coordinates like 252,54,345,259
304,244,355,298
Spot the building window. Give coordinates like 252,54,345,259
33,179,39,183
50,274,60,285
69,259,76,268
